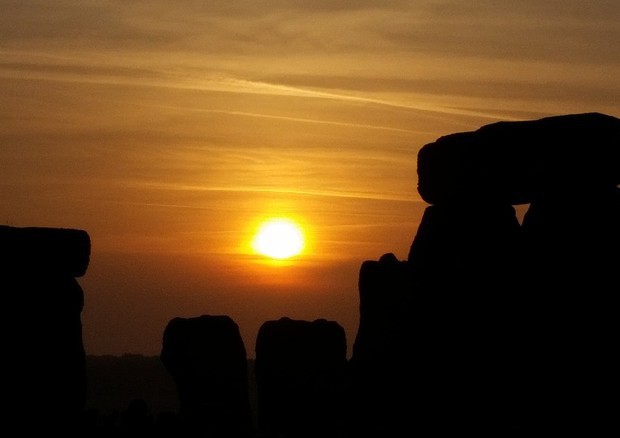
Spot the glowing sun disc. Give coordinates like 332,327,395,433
252,219,305,259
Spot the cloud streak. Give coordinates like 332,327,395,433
1,52,556,123
2,0,618,119
123,181,421,204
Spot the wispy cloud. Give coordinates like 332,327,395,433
121,181,420,204
0,53,541,122
139,104,430,134
2,0,618,119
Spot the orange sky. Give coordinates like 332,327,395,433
1,1,619,357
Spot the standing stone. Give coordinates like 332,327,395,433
408,203,526,434
350,202,525,435
409,203,524,283
520,187,620,433
348,253,415,436
255,317,347,438
161,314,253,437
0,225,90,433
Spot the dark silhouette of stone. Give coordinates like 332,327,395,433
120,398,155,434
350,253,414,381
348,253,415,435
410,203,526,433
352,253,413,365
417,112,620,205
409,112,620,433
255,317,347,438
522,187,620,285
160,314,252,437
350,227,525,435
0,225,89,433
519,186,620,433
409,203,524,285
0,225,91,276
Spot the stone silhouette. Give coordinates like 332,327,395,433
417,112,619,205
351,112,619,434
347,253,416,435
119,398,155,434
414,206,525,433
417,112,620,433
255,317,347,438
160,314,253,437
0,225,90,433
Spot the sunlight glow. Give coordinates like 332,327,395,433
252,219,305,259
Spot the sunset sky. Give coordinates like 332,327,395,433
2,1,619,357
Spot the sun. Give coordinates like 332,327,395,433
252,219,305,259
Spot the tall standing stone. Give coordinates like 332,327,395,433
255,317,347,438
409,203,526,434
348,253,416,435
0,225,90,433
161,314,253,437
520,187,620,433
350,202,525,435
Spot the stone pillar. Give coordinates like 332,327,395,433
0,225,90,433
348,253,415,436
521,187,620,433
161,314,253,437
255,317,347,438
410,203,526,434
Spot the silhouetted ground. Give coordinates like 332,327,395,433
84,355,259,434
85,355,178,416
